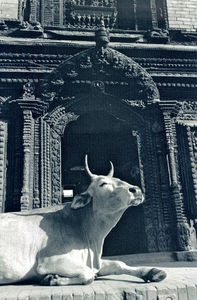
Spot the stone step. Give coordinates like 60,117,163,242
104,251,176,265
0,256,197,299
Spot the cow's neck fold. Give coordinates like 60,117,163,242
78,202,126,266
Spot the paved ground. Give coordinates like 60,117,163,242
0,261,197,300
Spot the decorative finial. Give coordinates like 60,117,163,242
95,20,110,48
23,80,35,100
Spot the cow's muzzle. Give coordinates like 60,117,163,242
132,195,144,206
129,189,144,206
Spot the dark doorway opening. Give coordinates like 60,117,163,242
61,111,147,255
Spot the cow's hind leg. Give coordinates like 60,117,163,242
40,267,95,286
98,260,167,283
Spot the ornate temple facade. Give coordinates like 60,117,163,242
0,0,197,256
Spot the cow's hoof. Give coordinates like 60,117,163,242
40,274,59,286
142,268,167,283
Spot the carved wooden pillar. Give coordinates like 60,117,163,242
142,124,159,252
40,118,51,207
43,107,79,206
149,0,169,30
175,101,197,220
50,128,62,205
0,121,8,212
33,118,41,208
139,116,169,253
152,120,173,250
157,0,169,29
175,101,197,251
176,125,197,218
43,0,53,26
20,109,34,210
133,0,138,31
163,113,178,184
16,81,48,211
162,110,192,251
149,0,158,29
20,110,35,210
189,127,197,212
40,0,45,24
17,82,36,211
30,0,38,23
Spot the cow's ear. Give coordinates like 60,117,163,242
71,192,92,209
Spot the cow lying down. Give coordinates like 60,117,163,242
0,156,167,286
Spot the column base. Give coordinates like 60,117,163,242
174,250,197,261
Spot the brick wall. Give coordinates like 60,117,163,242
0,0,18,19
166,0,197,32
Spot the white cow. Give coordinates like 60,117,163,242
0,156,167,286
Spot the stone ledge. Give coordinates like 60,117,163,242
0,261,197,300
105,251,176,265
174,250,197,261
0,279,196,300
107,250,197,264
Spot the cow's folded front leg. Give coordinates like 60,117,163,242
39,266,95,286
98,260,167,283
37,255,95,286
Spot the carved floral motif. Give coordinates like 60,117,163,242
122,99,146,109
44,107,79,205
177,101,197,121
65,0,117,29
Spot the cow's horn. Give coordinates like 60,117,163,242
85,155,95,179
108,161,114,177
85,155,114,178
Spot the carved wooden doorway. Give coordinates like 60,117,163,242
61,110,147,255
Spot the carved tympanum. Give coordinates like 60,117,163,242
41,26,160,105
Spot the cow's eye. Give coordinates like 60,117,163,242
99,182,108,187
